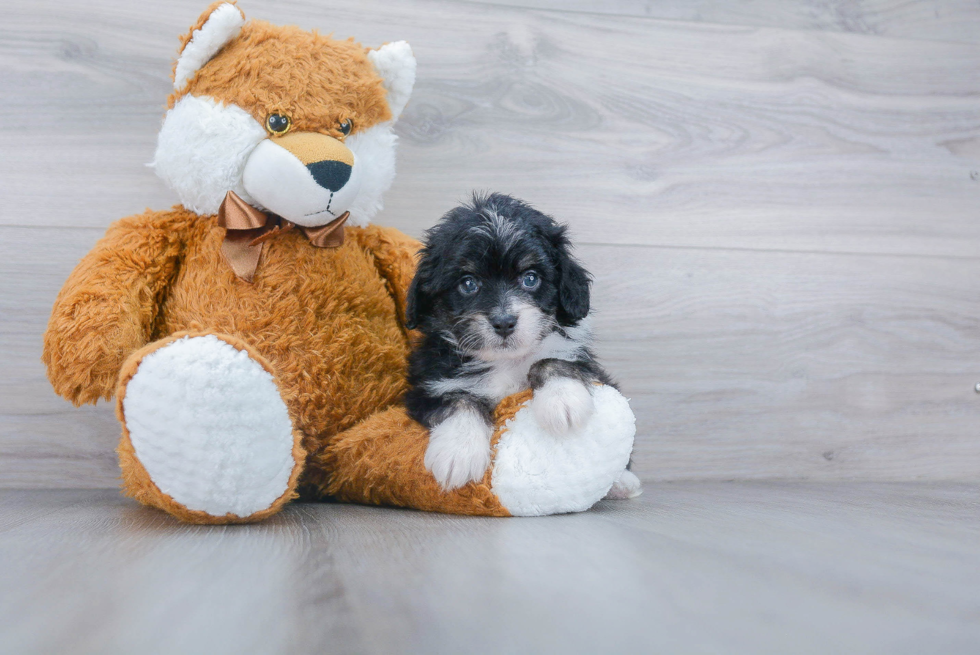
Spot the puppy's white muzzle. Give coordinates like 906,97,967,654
242,132,363,227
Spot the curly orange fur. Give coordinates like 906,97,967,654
171,6,391,139
312,391,534,516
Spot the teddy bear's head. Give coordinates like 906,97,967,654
152,2,416,227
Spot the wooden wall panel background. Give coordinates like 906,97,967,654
1,0,978,487
474,0,980,44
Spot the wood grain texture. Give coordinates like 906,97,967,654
2,0,979,256
1,484,978,653
465,0,980,45
3,227,978,486
1,0,979,487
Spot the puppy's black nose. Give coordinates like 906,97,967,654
490,313,517,337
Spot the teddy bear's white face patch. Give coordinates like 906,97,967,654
152,95,268,216
343,123,399,226
151,94,398,227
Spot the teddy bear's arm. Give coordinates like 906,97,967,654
42,210,188,406
356,225,422,329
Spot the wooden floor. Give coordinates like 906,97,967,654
1,2,979,652
2,0,979,486
1,483,978,654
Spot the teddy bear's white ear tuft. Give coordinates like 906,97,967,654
173,3,246,91
368,41,417,121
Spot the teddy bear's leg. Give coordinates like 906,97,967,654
115,332,306,524
489,385,636,516
312,385,635,517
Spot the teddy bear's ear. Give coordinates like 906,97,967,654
367,41,417,121
173,2,246,91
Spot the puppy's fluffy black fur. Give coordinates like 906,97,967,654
404,193,615,488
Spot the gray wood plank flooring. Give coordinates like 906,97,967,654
4,228,979,486
1,0,979,486
3,3,978,653
1,483,978,654
5,1,979,256
464,0,980,45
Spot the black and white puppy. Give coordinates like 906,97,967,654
404,193,618,490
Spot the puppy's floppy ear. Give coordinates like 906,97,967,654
405,252,433,330
550,225,592,326
556,255,591,326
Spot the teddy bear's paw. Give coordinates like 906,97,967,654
424,409,493,490
491,385,635,516
603,469,643,500
529,377,596,435
121,334,299,518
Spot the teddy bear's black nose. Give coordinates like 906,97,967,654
306,160,352,192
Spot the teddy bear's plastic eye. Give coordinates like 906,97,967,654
266,114,291,135
338,119,353,137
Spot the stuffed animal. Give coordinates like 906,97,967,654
41,2,637,523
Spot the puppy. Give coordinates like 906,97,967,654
405,193,638,495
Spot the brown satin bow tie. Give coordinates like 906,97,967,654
217,190,349,282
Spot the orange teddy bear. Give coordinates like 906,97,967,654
42,2,636,523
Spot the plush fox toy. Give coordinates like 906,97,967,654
42,2,636,523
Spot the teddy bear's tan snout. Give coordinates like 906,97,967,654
241,131,363,227
275,132,355,192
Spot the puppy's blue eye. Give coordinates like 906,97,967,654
458,275,481,296
520,270,540,290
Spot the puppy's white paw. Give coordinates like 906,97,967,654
425,409,493,490
604,469,643,500
531,377,596,435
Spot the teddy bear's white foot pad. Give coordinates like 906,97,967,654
122,335,296,517
491,385,635,516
